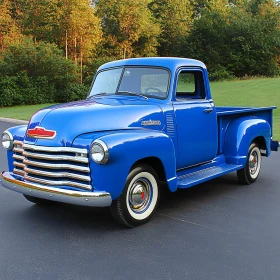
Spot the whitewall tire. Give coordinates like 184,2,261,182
237,142,262,184
110,165,160,227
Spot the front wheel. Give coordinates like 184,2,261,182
237,142,262,185
110,165,160,228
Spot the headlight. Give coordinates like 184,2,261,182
90,140,109,164
2,131,13,150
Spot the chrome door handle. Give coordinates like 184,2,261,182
204,108,213,113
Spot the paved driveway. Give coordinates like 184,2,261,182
0,121,279,280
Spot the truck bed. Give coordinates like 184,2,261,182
216,106,276,116
216,106,277,154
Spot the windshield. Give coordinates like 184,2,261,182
89,67,170,99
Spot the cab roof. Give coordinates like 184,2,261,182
98,57,206,72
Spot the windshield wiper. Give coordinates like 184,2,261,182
95,92,107,96
116,91,148,100
87,92,111,99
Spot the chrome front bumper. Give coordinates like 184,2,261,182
1,172,112,207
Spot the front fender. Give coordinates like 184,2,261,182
77,130,177,200
4,125,27,172
6,125,28,141
224,117,271,165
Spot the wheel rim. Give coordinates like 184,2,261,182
249,149,259,176
128,178,152,214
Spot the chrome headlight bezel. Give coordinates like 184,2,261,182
1,131,13,150
90,139,109,164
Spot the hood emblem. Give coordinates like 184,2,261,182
27,126,56,139
141,120,161,126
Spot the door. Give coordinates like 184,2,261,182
173,69,218,169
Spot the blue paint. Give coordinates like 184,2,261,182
223,117,272,164
2,57,278,204
73,130,177,199
177,164,243,189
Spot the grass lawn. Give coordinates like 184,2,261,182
0,77,279,139
211,77,280,139
0,103,55,121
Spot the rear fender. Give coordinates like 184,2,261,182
224,117,271,166
89,130,177,200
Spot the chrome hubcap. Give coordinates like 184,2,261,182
249,150,258,175
129,178,151,213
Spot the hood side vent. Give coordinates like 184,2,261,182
166,112,175,137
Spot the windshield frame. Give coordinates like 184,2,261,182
88,66,171,100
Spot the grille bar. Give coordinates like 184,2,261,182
24,174,92,190
13,162,25,168
12,141,92,191
13,147,24,153
13,168,25,176
22,151,88,163
23,159,90,173
24,143,87,154
13,154,25,161
24,167,91,182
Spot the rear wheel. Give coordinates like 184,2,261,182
23,195,53,205
237,142,262,185
110,165,160,228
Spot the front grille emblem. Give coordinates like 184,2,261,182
27,126,56,139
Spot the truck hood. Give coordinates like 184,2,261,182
25,97,164,146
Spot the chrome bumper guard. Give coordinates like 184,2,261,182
1,172,112,207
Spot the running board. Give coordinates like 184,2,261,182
177,164,243,189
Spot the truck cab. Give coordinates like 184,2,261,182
1,57,279,227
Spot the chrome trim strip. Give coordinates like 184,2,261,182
23,159,90,172
24,174,92,190
14,140,23,146
92,139,109,164
1,172,111,207
2,130,14,150
22,151,88,163
23,143,88,154
13,161,25,168
13,154,24,161
24,167,91,182
176,160,212,172
13,168,25,176
13,147,24,153
3,130,14,140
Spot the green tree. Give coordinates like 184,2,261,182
185,5,280,78
0,38,86,105
65,0,102,82
0,0,21,52
149,0,193,56
8,0,102,83
191,0,231,17
96,0,160,58
9,0,61,43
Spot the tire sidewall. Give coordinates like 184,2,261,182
117,165,160,227
245,143,261,183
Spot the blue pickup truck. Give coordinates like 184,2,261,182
1,57,279,227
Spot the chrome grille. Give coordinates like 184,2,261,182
12,141,92,190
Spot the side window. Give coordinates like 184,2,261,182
176,71,205,100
